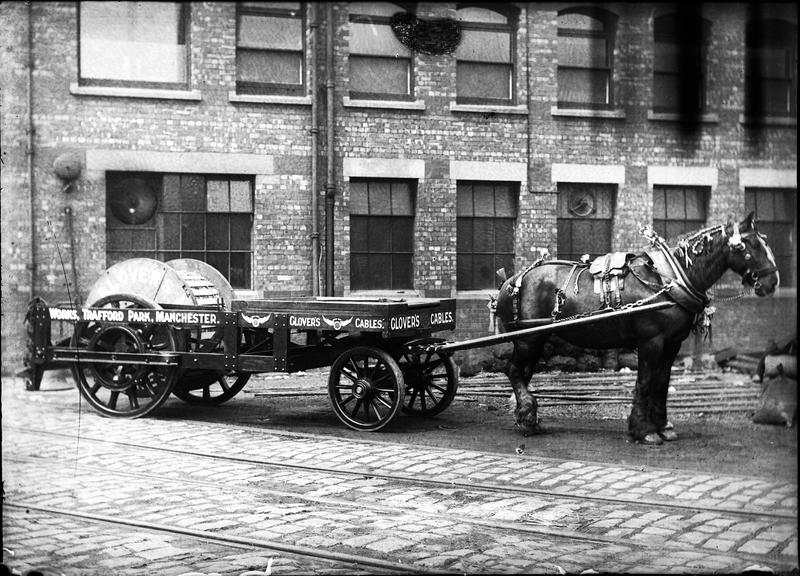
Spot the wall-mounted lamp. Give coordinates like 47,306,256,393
52,150,83,193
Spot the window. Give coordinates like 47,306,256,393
746,188,796,287
457,182,516,290
455,4,516,104
745,18,797,118
106,173,254,289
236,2,305,95
652,185,708,243
79,2,188,88
557,183,615,261
349,2,413,100
350,180,415,290
557,8,616,109
653,13,710,114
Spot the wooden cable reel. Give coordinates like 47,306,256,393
81,258,251,410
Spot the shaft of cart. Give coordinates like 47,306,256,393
428,300,676,354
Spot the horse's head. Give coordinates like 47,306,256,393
726,212,780,296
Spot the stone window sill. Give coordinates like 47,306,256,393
739,114,797,127
457,290,497,299
551,106,626,119
229,93,312,106
70,83,202,101
343,97,425,110
450,102,527,115
648,111,719,123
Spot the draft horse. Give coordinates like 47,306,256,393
493,213,780,445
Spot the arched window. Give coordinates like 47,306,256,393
653,12,711,114
349,2,415,100
557,7,617,109
236,2,305,96
455,4,518,104
745,18,797,119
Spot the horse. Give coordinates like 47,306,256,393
493,213,780,445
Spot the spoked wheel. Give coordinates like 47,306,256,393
397,349,458,416
172,371,251,405
328,346,403,431
70,293,178,418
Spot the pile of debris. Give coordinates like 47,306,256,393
743,335,797,428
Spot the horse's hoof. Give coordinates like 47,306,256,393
639,432,663,445
659,429,678,442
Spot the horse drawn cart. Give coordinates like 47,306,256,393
23,215,779,439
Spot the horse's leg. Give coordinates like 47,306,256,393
655,339,683,441
506,336,546,435
628,337,669,445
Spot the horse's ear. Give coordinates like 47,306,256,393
744,211,756,229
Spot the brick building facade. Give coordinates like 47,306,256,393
1,2,796,374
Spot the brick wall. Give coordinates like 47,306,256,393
1,2,795,374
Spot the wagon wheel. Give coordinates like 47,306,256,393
70,293,178,418
172,326,254,405
328,346,403,431
397,349,458,416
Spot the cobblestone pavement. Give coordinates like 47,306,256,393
2,378,797,575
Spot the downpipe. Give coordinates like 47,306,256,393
324,2,336,296
309,3,320,297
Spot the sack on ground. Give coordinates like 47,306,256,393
752,374,797,427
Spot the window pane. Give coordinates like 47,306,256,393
206,214,229,250
350,2,406,19
473,219,494,253
239,14,302,50
369,254,391,288
685,188,704,220
455,30,510,63
473,184,495,216
391,217,413,252
368,182,392,215
457,254,472,290
391,182,413,215
745,190,757,215
558,35,607,68
230,180,252,212
457,185,474,216
495,219,515,253
750,48,790,79
107,229,130,251
457,62,511,100
350,22,409,57
457,219,474,253
207,180,230,212
665,189,686,219
653,73,680,110
473,254,495,288
772,190,794,222
162,175,181,211
237,51,303,85
494,186,515,217
181,214,204,250
392,255,413,289
350,182,370,214
230,215,252,250
350,216,368,247
653,187,666,220
351,254,370,290
457,7,509,25
229,252,251,289
158,213,181,249
757,79,792,115
559,13,604,31
80,2,185,84
181,175,205,211
350,56,409,95
368,218,391,251
654,41,681,73
558,68,609,104
206,252,229,279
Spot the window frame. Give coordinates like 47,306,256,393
745,187,797,288
455,4,518,106
77,1,190,90
652,13,710,115
651,185,709,244
348,3,415,101
235,2,306,97
349,179,417,291
745,18,798,119
105,172,255,289
556,7,617,110
556,183,616,262
456,181,518,291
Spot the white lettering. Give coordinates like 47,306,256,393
48,307,79,321
289,315,321,328
390,314,420,331
354,318,384,330
430,311,454,325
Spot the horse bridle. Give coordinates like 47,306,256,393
727,222,779,289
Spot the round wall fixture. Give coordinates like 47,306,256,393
109,178,158,225
568,190,596,217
